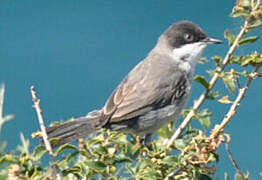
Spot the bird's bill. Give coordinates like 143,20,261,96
202,37,223,44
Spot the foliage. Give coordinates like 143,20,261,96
0,0,262,179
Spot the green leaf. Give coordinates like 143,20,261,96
136,159,154,171
238,0,251,7
62,166,81,176
31,170,43,179
174,139,186,150
0,154,15,164
212,56,222,65
236,70,249,77
78,149,91,158
31,131,42,138
206,91,220,100
222,74,236,93
54,144,77,157
77,162,90,176
111,134,128,145
199,116,211,130
126,141,140,158
181,109,190,117
241,55,253,66
115,152,133,163
239,36,259,45
240,53,262,66
198,57,209,64
196,174,212,180
93,144,107,155
247,19,262,29
33,145,47,160
230,56,241,64
207,152,218,162
224,29,236,46
234,172,245,180
85,160,106,172
198,109,212,130
207,69,217,77
126,163,135,175
231,9,250,18
140,169,162,179
49,137,60,147
254,55,262,64
194,75,209,89
183,125,199,139
162,155,178,165
65,150,80,162
157,124,173,138
87,137,102,146
218,96,233,104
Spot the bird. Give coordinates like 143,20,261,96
45,20,222,148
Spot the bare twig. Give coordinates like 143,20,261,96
167,20,249,148
0,84,14,142
210,65,260,137
30,86,54,157
30,86,62,178
225,143,245,177
0,84,4,119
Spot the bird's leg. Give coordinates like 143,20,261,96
142,133,153,150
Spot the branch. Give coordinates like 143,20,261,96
31,86,62,178
225,143,245,177
166,20,249,148
0,84,4,119
30,86,54,158
0,84,14,142
210,65,260,138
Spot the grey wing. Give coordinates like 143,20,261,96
103,55,187,123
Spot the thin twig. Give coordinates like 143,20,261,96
30,86,62,178
0,84,4,119
211,65,260,137
30,86,55,159
225,143,245,177
30,86,53,156
166,20,249,148
0,84,14,142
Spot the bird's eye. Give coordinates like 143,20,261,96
184,33,194,42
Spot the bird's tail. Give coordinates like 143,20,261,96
46,110,102,147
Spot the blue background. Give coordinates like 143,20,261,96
0,1,261,179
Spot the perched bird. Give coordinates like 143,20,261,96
46,21,222,148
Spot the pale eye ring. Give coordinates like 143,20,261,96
184,33,194,42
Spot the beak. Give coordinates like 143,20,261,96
202,37,223,44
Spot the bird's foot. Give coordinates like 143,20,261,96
141,134,153,151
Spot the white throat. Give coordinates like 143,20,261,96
172,42,207,73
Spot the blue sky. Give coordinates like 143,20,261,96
0,0,261,179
